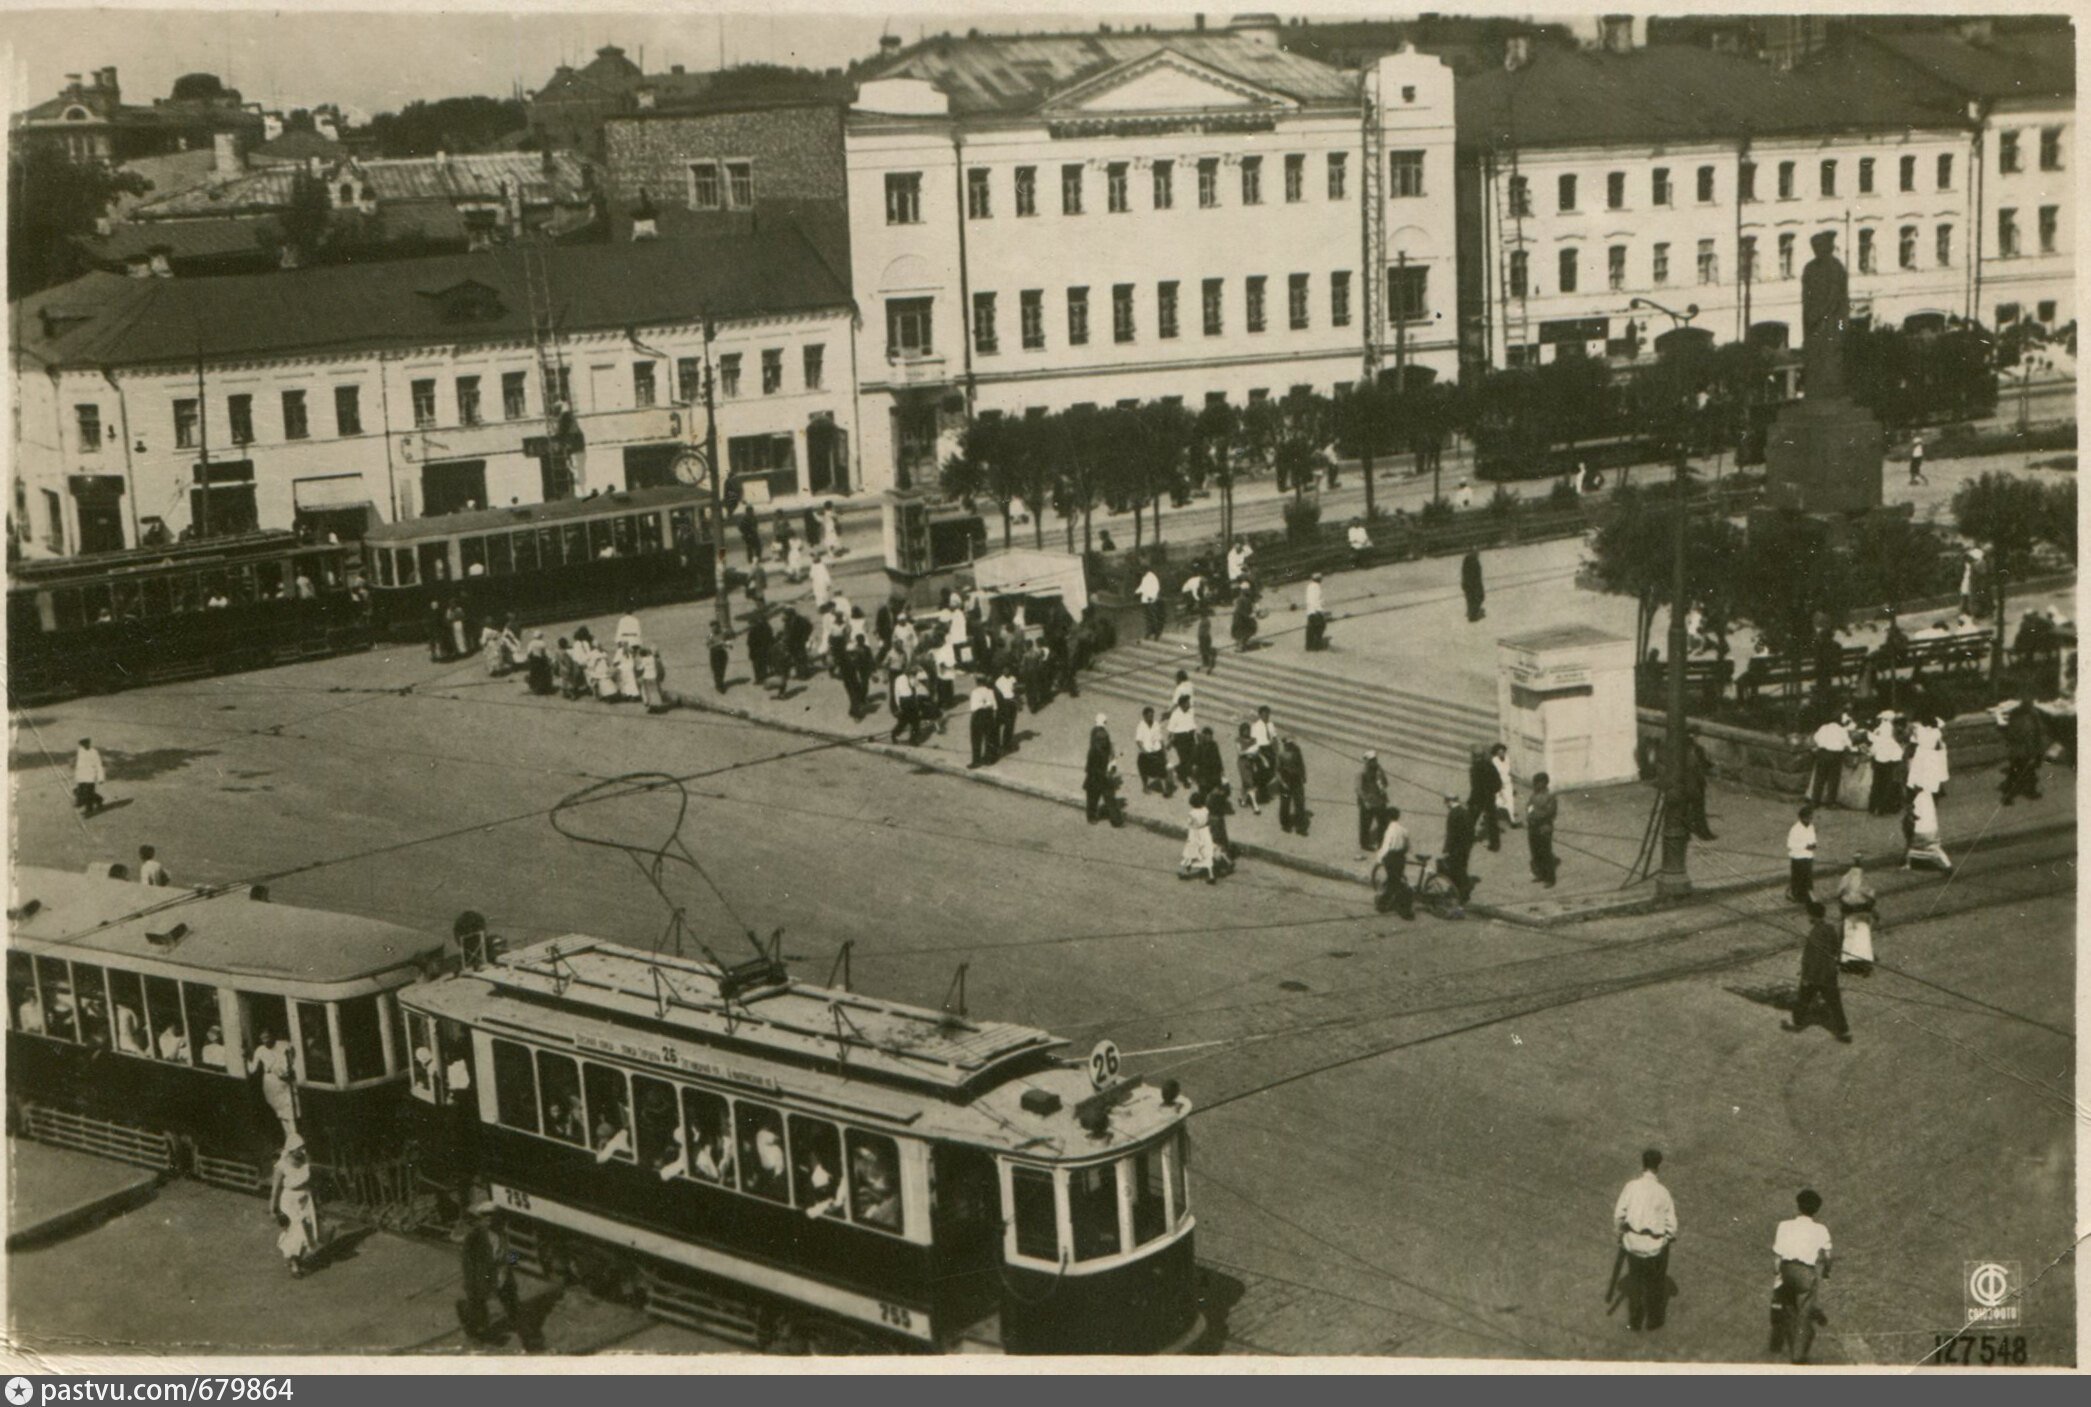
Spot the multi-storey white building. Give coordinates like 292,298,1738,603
844,21,1458,489
1457,34,1983,372
11,230,858,557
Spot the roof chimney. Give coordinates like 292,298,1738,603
671,64,684,75
1195,13,1206,30
96,67,120,98
878,34,902,53
213,130,244,173
1230,13,1282,48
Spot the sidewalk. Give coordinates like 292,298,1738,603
7,1136,163,1248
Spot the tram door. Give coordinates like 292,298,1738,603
930,1145,1002,1329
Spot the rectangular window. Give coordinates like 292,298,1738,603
884,172,922,225
847,1130,904,1232
1157,281,1179,340
2038,206,2057,254
1070,1161,1122,1262
1015,165,1037,217
1607,170,1626,209
1557,246,1578,294
1131,1146,1168,1245
2040,126,2062,171
1106,162,1129,213
735,1100,789,1202
583,1062,632,1160
1330,270,1351,326
1557,173,1577,212
1652,167,1671,206
1937,153,1953,190
718,353,742,397
1202,278,1224,336
1244,276,1266,333
1020,290,1044,349
1509,249,1529,299
1778,232,1795,279
1653,242,1670,285
1327,151,1347,200
1067,287,1090,346
1738,162,1756,202
1900,154,1916,191
1858,157,1875,194
337,995,384,1083
1859,227,1876,273
411,379,437,428
1288,273,1309,330
536,1051,583,1144
631,1075,679,1176
802,344,824,391
1284,153,1304,203
1608,244,1626,291
1198,158,1220,208
34,957,77,1042
681,1088,735,1186
1778,161,1795,199
1739,235,1757,284
1999,130,2021,174
278,391,306,440
760,348,782,394
1819,159,1836,197
967,166,991,219
2037,299,2056,324
1996,302,2020,327
103,967,140,1053
1390,150,1425,198
454,375,483,424
333,386,361,437
1389,265,1427,322
1152,159,1173,210
726,162,753,209
1697,165,1715,202
689,161,720,210
1998,208,2019,258
75,404,101,451
505,371,530,419
227,394,253,445
1240,155,1262,206
1697,238,1718,285
885,299,933,358
972,292,998,354
1895,225,1913,270
1011,1165,1058,1260
1937,223,1953,266
1061,163,1083,215
1112,283,1135,343
790,1115,845,1218
184,982,220,1068
296,1000,334,1084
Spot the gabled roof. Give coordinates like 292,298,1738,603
863,29,1358,116
1860,24,2074,103
73,215,279,267
130,151,591,219
13,224,852,372
250,129,346,163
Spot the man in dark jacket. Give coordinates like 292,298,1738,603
1083,715,1116,823
1441,794,1478,902
1461,549,1486,622
1999,700,2045,804
1682,730,1717,840
1468,746,1502,852
1526,771,1559,887
737,503,762,565
1193,726,1228,798
457,1202,529,1346
744,612,775,690
1783,902,1851,1042
1356,752,1390,855
1276,737,1310,834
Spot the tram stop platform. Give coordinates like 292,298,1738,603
6,1137,163,1249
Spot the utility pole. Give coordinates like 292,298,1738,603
194,338,212,539
702,316,730,637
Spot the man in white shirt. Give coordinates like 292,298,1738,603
1768,1189,1834,1362
1455,480,1474,510
1136,566,1164,640
1249,706,1278,778
1226,538,1252,587
1304,574,1328,650
1165,696,1199,788
968,676,999,768
1347,519,1371,555
808,556,833,610
1809,711,1853,808
1786,803,1818,904
1133,706,1175,797
73,738,107,816
1612,1149,1678,1332
1370,806,1414,919
993,665,1021,755
888,666,920,746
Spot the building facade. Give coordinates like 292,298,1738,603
844,22,1458,490
11,233,859,558
12,68,263,165
602,103,850,222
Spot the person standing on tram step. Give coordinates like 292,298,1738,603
270,1137,321,1279
426,600,450,662
137,846,169,887
73,739,107,817
1612,1149,1677,1332
1461,550,1486,622
250,1027,299,1141
446,601,468,660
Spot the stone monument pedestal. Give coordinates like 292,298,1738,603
1764,396,1884,514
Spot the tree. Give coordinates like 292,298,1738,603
170,73,229,102
942,416,1014,550
367,96,527,157
1954,472,2069,689
7,147,151,295
278,168,332,266
1333,380,1396,520
1189,400,1243,545
1268,389,1332,501
1049,404,1112,557
1585,482,1743,660
1118,399,1191,550
1732,510,1851,665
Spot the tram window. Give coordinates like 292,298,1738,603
1130,1147,1167,1245
294,1000,335,1084
488,534,514,576
638,512,663,554
407,1012,436,1095
338,995,385,1082
1010,1166,1058,1261
587,519,615,560
374,551,395,588
1069,1163,1122,1261
681,1089,735,1187
583,1063,632,1161
512,530,539,574
83,584,113,623
789,1116,845,1219
169,575,198,614
9,953,39,1034
460,537,488,577
631,1076,679,1174
562,524,588,565
847,1131,904,1233
1168,1130,1189,1224
491,1039,538,1131
68,964,110,1051
111,581,142,620
33,959,77,1041
103,967,144,1054
670,508,697,549
249,563,276,601
616,515,640,556
238,991,288,1066
140,578,171,619
144,974,187,1062
537,1052,585,1145
735,1101,789,1203
537,528,564,569
395,550,419,587
53,589,86,631
186,983,224,1069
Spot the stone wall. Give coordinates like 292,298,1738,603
1637,708,2007,795
603,105,846,210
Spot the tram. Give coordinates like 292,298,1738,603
361,486,718,641
401,936,1204,1355
6,533,370,704
6,865,445,1199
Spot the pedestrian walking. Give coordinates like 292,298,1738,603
995,663,1022,755
1809,710,1853,808
707,620,731,694
1304,573,1329,651
446,601,468,659
1767,1190,1835,1363
1784,901,1852,1041
1491,742,1520,831
269,1137,322,1278
1835,853,1877,974
1249,707,1277,795
1866,710,1904,815
1907,712,1950,796
1197,610,1218,673
1166,696,1199,786
1192,726,1227,798
744,612,775,691
737,503,762,564
1997,698,2045,803
1230,591,1258,653
1083,715,1116,823
1276,738,1310,835
1902,786,1953,873
614,606,643,652
1907,435,1927,485
1370,806,1414,919
889,666,921,745
969,677,999,767
1958,550,1978,617
1137,564,1165,640
72,738,107,816
1612,1149,1677,1332
1681,730,1717,840
457,1200,528,1346
1206,780,1237,862
1134,707,1174,796
1461,550,1486,622
1786,803,1819,904
426,600,451,662
1179,792,1219,884
137,845,169,887
1455,480,1473,510
1440,794,1477,902
1526,771,1559,887
1235,723,1266,816
1469,746,1502,851
1355,751,1390,856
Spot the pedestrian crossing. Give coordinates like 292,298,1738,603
1087,638,1499,778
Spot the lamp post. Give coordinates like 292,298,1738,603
1629,296,1699,899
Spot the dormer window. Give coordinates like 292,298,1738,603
419,280,506,323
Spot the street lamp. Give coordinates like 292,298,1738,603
1628,297,1699,900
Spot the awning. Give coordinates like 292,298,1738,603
293,474,369,509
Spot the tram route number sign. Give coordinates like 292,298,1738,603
1088,1040,1121,1091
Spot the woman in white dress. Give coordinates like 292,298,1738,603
270,1138,321,1278
1179,793,1217,884
1905,714,1950,795
1493,747,1520,826
615,644,641,701
1904,787,1953,873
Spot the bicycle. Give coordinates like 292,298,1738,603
1371,852,1466,920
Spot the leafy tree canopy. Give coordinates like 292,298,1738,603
366,96,526,157
7,147,151,296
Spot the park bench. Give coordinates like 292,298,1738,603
1638,657,1733,709
1733,644,1868,701
1889,632,1995,680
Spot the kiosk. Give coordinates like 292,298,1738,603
1496,625,1637,789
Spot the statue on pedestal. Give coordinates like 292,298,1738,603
1800,231,1849,401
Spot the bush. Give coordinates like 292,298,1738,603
1930,422,2077,460
1418,497,1456,527
1486,484,1521,519
1281,495,1324,544
1546,479,1582,512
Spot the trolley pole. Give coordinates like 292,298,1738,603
1657,441,1692,899
702,316,731,637
194,340,212,540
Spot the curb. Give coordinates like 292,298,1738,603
6,1168,164,1251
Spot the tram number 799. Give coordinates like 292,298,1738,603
878,1302,914,1331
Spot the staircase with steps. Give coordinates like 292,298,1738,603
1087,639,1498,777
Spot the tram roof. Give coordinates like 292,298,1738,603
9,531,325,588
362,484,713,545
8,867,445,992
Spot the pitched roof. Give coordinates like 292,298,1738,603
130,151,590,219
863,29,1359,116
1456,41,1970,150
73,215,279,266
1861,24,2074,103
14,225,852,372
250,129,346,162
